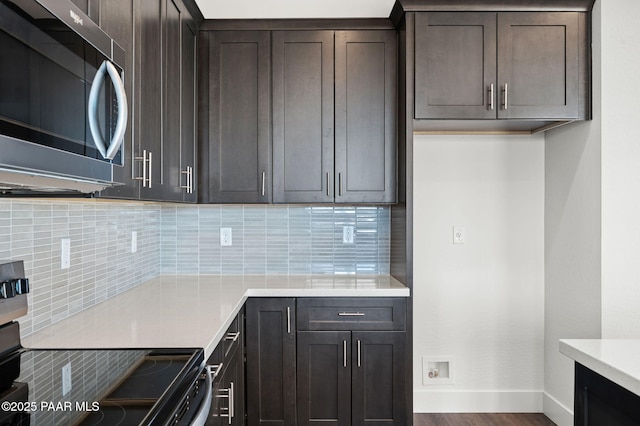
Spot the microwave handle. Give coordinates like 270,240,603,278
88,60,128,161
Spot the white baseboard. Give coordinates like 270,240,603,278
413,390,543,413
543,392,573,426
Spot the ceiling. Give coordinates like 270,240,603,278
194,0,397,19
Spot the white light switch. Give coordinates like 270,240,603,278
61,238,71,269
220,228,232,246
131,231,138,253
453,226,465,244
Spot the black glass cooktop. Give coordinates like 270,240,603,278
0,347,203,426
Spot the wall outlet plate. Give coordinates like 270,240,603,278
61,238,71,269
343,226,355,244
220,228,232,246
62,362,72,396
453,225,465,244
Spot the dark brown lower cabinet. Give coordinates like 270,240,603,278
297,331,352,426
208,309,245,426
574,363,640,426
245,298,296,426
297,331,406,426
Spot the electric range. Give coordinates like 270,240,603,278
0,261,212,426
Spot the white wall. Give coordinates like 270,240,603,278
413,135,545,412
600,0,640,339
543,2,640,423
543,119,602,425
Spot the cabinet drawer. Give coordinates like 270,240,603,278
222,311,242,359
297,298,406,331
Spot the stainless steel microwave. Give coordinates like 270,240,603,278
0,0,127,194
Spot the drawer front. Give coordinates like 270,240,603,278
222,314,242,359
297,298,406,331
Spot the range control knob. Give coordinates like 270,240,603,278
0,281,16,299
14,278,29,294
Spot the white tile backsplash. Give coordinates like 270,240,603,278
0,199,389,338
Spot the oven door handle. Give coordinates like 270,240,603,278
88,60,128,160
189,365,213,426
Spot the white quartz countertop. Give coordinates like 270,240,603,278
22,274,409,360
560,339,640,396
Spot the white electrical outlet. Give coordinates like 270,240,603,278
343,226,355,244
453,225,465,244
62,362,72,396
61,238,71,269
220,228,232,246
131,231,138,253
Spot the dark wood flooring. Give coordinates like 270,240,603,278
414,413,556,426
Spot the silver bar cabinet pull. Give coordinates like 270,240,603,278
147,151,152,188
503,83,509,110
225,332,240,343
343,340,348,367
229,382,234,423
326,172,330,197
338,173,343,196
181,167,190,192
287,307,291,334
357,340,361,367
189,166,194,194
489,84,494,110
261,171,266,196
134,150,147,187
207,363,224,379
338,312,365,317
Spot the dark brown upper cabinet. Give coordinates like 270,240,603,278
415,11,587,123
202,31,272,203
335,31,397,204
97,0,200,202
272,31,335,204
272,30,397,204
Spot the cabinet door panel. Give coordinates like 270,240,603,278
335,31,397,203
297,331,351,426
181,20,197,202
415,13,496,119
96,0,138,199
208,31,271,203
137,0,163,199
246,298,296,426
272,31,334,203
162,0,183,201
352,332,406,426
497,12,580,119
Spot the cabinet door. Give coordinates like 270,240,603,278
415,13,497,119
335,31,397,204
95,0,138,199
272,31,334,203
181,19,198,202
351,332,406,426
297,331,351,426
207,31,271,203
161,0,184,202
497,12,580,119
136,0,164,199
246,298,296,426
